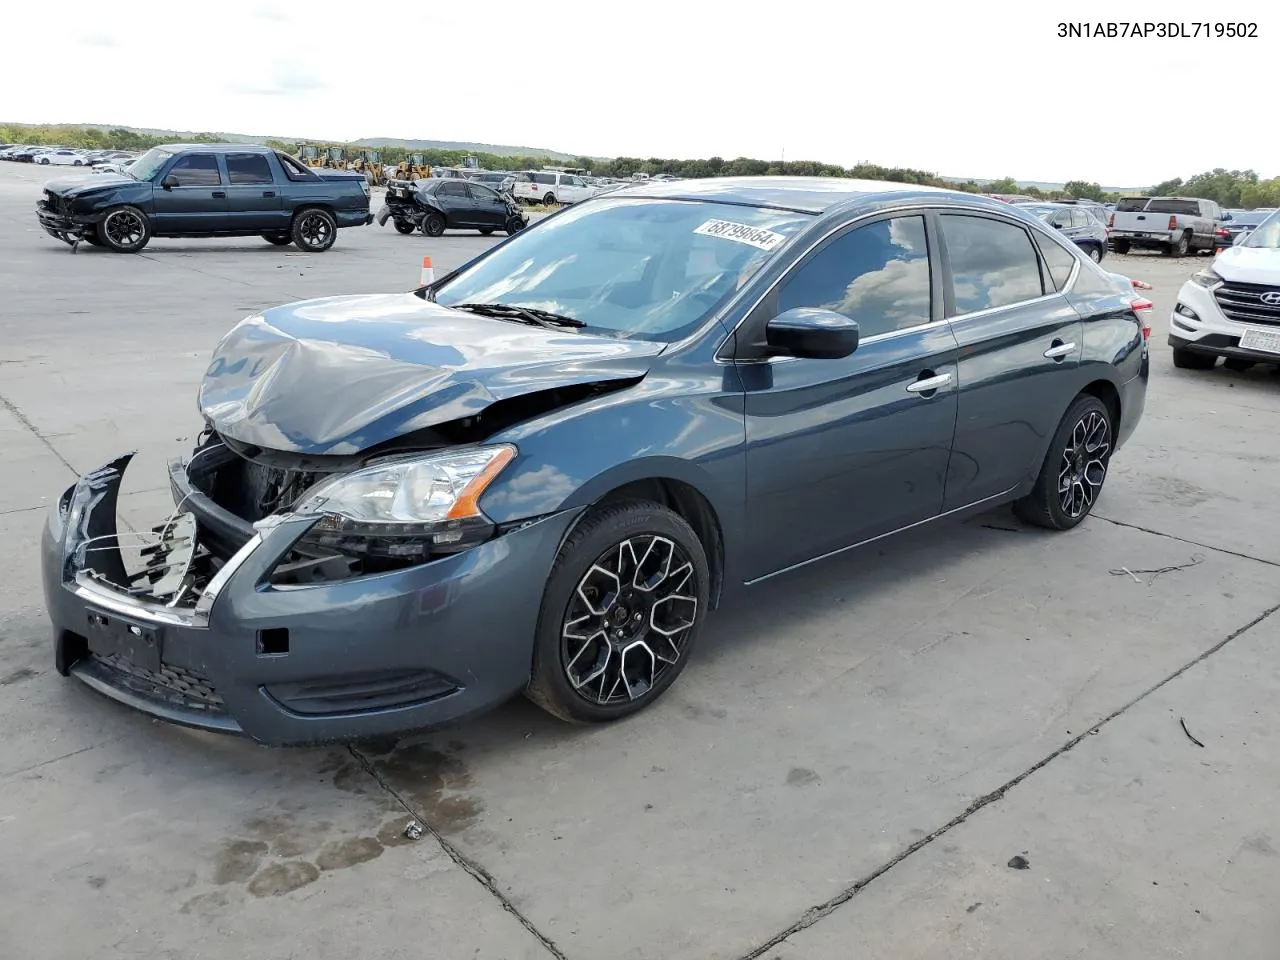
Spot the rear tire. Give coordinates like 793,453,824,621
542,193,557,206
421,212,445,237
1172,347,1216,370
526,500,710,724
1113,240,1130,254
291,207,337,252
393,220,416,235
1087,245,1102,263
1165,232,1190,257
1013,394,1113,531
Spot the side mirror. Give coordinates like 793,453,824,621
765,307,859,360
161,175,179,189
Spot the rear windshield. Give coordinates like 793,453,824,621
1115,197,1150,212
1144,199,1200,215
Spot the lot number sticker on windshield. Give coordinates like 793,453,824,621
693,219,787,251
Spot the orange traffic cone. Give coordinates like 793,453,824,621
420,256,434,286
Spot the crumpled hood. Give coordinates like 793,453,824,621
198,293,664,455
45,173,136,196
1213,246,1280,285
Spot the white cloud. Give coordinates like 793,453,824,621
6,0,1274,185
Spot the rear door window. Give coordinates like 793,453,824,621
940,215,1046,314
226,153,273,185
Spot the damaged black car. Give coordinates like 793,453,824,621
42,177,1149,745
375,176,527,237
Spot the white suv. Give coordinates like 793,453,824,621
512,171,596,205
1169,208,1280,371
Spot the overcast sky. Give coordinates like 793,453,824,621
4,0,1273,187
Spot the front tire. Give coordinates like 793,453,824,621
393,219,416,235
291,207,336,252
96,205,151,253
262,232,292,245
1172,347,1217,370
1013,394,1113,530
479,228,495,236
526,500,710,724
505,215,525,236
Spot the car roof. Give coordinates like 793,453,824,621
601,175,979,214
154,143,275,154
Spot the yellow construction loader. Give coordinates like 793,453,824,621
395,153,432,181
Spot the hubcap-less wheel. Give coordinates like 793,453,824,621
297,213,332,248
561,536,699,705
1058,410,1110,519
104,210,145,248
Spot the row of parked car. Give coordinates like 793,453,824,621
0,144,140,168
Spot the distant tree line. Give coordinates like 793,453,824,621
3,124,1275,208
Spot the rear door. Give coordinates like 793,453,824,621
223,152,283,231
940,211,1084,509
151,152,229,232
433,180,476,226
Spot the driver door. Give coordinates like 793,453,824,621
733,212,960,581
151,153,229,232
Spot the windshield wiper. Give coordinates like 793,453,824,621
452,302,586,328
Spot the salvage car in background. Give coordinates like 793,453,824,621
40,177,1150,744
36,143,372,253
35,148,89,166
1021,202,1108,263
1222,208,1275,246
1108,196,1225,256
1169,208,1280,371
376,176,527,236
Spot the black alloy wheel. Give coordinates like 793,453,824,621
97,206,151,253
291,208,336,251
527,500,709,723
393,220,416,235
1014,394,1113,530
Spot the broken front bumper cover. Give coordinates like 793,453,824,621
42,452,581,745
36,200,96,244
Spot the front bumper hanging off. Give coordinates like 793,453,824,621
36,198,96,247
41,452,580,745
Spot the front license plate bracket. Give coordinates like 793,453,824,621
86,611,163,673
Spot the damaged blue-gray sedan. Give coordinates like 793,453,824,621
41,177,1150,745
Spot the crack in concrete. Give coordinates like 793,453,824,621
0,389,77,476
0,742,103,783
738,598,1280,960
347,744,567,960
1091,513,1280,569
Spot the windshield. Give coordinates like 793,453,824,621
1242,210,1280,249
433,197,812,342
127,147,173,181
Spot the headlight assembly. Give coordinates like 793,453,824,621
292,445,516,561
1191,268,1223,289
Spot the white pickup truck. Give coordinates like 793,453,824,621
1108,196,1225,257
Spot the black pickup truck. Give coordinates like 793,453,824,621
36,143,372,253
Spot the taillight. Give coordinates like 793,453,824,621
1215,227,1229,238
1168,215,1177,231
1130,296,1154,340
1130,278,1152,290
1108,213,1114,228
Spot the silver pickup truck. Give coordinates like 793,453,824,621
1108,196,1225,257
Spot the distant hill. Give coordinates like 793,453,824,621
351,137,588,161
945,175,1144,194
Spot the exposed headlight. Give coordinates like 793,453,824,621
1191,268,1223,289
293,445,516,557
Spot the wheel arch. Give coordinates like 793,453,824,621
1080,378,1121,433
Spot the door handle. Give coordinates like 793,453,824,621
212,191,226,198
262,190,276,198
906,372,953,394
1044,341,1077,360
